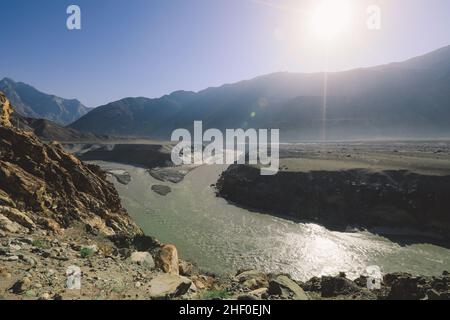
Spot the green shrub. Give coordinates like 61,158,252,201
200,289,231,300
32,240,50,249
80,247,95,258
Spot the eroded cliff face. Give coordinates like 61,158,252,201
0,92,13,127
216,164,450,238
0,92,141,236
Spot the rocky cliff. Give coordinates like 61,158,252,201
0,92,141,236
216,164,450,239
0,92,13,127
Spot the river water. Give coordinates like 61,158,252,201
95,161,450,281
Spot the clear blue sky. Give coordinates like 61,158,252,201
0,0,449,107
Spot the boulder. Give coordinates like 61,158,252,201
107,170,131,185
237,294,259,300
151,185,172,196
148,274,192,299
38,292,51,300
149,168,186,183
19,254,37,266
10,277,32,294
268,275,308,300
235,270,268,290
191,275,214,290
320,275,362,298
179,260,194,276
302,276,322,292
249,287,268,298
156,244,179,275
0,266,11,278
388,275,426,300
130,251,155,268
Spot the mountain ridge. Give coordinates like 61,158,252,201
69,45,450,141
0,77,89,125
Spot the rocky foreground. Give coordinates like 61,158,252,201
2,92,450,300
2,229,450,300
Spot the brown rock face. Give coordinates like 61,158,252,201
0,92,13,127
217,164,450,237
0,93,141,236
156,244,180,275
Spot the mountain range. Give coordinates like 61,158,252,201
69,45,450,141
3,45,450,141
0,77,89,125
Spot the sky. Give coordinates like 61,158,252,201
0,0,449,107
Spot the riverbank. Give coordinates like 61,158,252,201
216,142,450,242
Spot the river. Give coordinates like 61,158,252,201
95,161,450,281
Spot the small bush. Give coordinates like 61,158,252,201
80,247,95,259
32,240,50,249
200,289,231,300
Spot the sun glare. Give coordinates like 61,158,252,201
310,0,353,40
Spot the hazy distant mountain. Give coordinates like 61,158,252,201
9,112,108,142
70,45,450,141
0,77,89,125
69,93,193,138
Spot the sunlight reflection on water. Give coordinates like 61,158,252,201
96,161,450,281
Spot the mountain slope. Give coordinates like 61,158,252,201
10,112,109,142
70,45,450,141
0,92,140,236
70,92,194,138
0,77,89,125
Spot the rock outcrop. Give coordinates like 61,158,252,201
151,185,172,196
0,92,141,236
148,274,192,299
1,92,13,127
268,274,309,300
155,244,180,275
217,164,450,238
130,251,155,268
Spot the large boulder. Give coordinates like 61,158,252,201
148,274,192,299
387,275,426,300
156,244,179,275
130,251,155,268
320,275,362,298
268,275,308,300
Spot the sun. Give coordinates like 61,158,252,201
310,0,353,40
